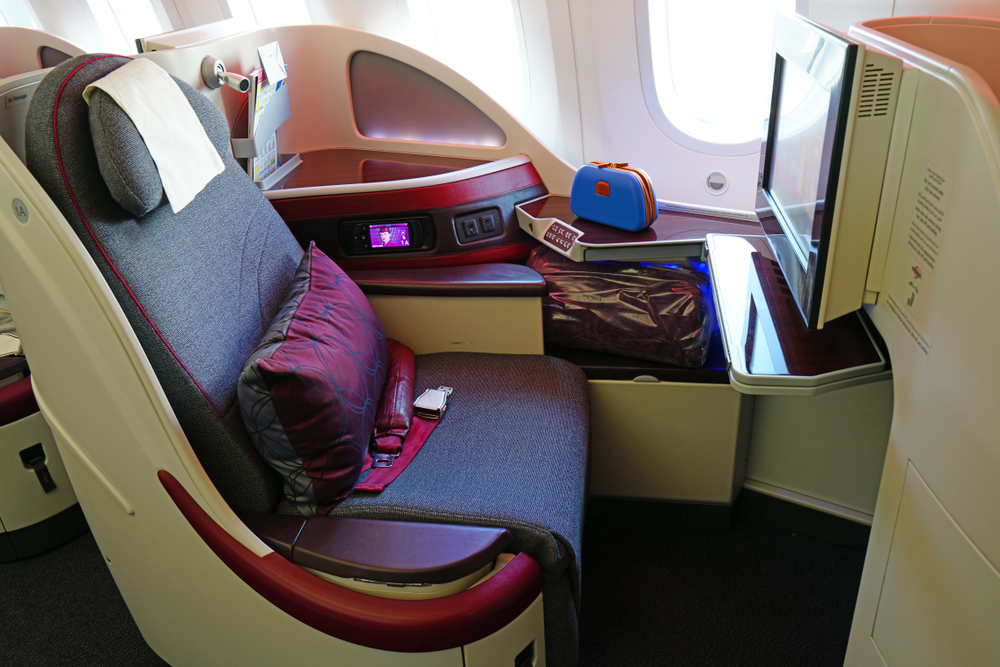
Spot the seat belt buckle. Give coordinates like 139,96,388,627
414,386,453,420
372,452,397,468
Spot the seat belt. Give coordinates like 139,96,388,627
353,340,450,493
355,415,439,492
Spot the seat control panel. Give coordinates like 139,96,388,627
543,222,580,252
454,208,504,244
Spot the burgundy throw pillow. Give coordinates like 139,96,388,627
238,242,387,515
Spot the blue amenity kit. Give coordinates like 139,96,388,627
570,161,658,232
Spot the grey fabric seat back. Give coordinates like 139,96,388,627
25,55,304,513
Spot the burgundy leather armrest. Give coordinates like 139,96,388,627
162,471,539,653
239,512,513,584
346,263,547,297
0,374,37,427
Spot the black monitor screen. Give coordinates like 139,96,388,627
758,14,857,328
768,58,834,268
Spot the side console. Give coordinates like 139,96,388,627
267,152,546,270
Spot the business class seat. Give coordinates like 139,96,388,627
20,54,588,666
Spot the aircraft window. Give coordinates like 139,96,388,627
84,0,164,53
0,0,38,27
402,0,528,118
228,0,312,28
640,0,795,155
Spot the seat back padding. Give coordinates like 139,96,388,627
26,55,304,512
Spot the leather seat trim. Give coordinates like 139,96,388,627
347,263,547,297
160,470,541,652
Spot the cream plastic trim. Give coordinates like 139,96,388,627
656,199,760,222
742,479,873,525
303,562,494,601
463,593,546,667
33,390,132,516
844,19,1000,666
139,25,579,195
746,376,892,516
0,408,77,530
0,138,268,554
302,554,515,601
366,295,543,356
707,234,889,396
515,196,705,263
726,369,893,397
588,380,751,504
263,154,531,201
864,66,919,295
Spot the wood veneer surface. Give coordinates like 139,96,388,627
273,149,487,190
519,195,763,246
710,235,882,378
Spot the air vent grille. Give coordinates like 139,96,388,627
858,63,895,118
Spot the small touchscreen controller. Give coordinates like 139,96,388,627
544,222,579,252
369,222,411,249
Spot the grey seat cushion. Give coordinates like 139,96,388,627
331,352,589,667
88,86,165,216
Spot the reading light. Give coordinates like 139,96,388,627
200,56,250,93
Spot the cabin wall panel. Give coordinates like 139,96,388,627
568,0,760,211
308,0,404,39
870,462,1000,667
847,53,1000,664
745,377,893,516
163,0,228,31
893,0,1000,20
25,0,104,52
588,381,751,504
804,1,894,33
519,0,584,166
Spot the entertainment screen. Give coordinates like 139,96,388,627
758,13,900,329
767,58,834,268
369,223,411,249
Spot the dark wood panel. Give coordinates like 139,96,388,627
749,252,882,376
519,195,763,245
709,234,882,378
273,149,487,190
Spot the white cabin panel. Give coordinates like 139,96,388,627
846,17,1000,666
870,462,1000,667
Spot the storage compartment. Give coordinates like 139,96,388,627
527,246,713,368
588,380,752,504
550,339,750,505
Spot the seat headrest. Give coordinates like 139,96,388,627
86,63,233,217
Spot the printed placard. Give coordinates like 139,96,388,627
886,159,950,358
